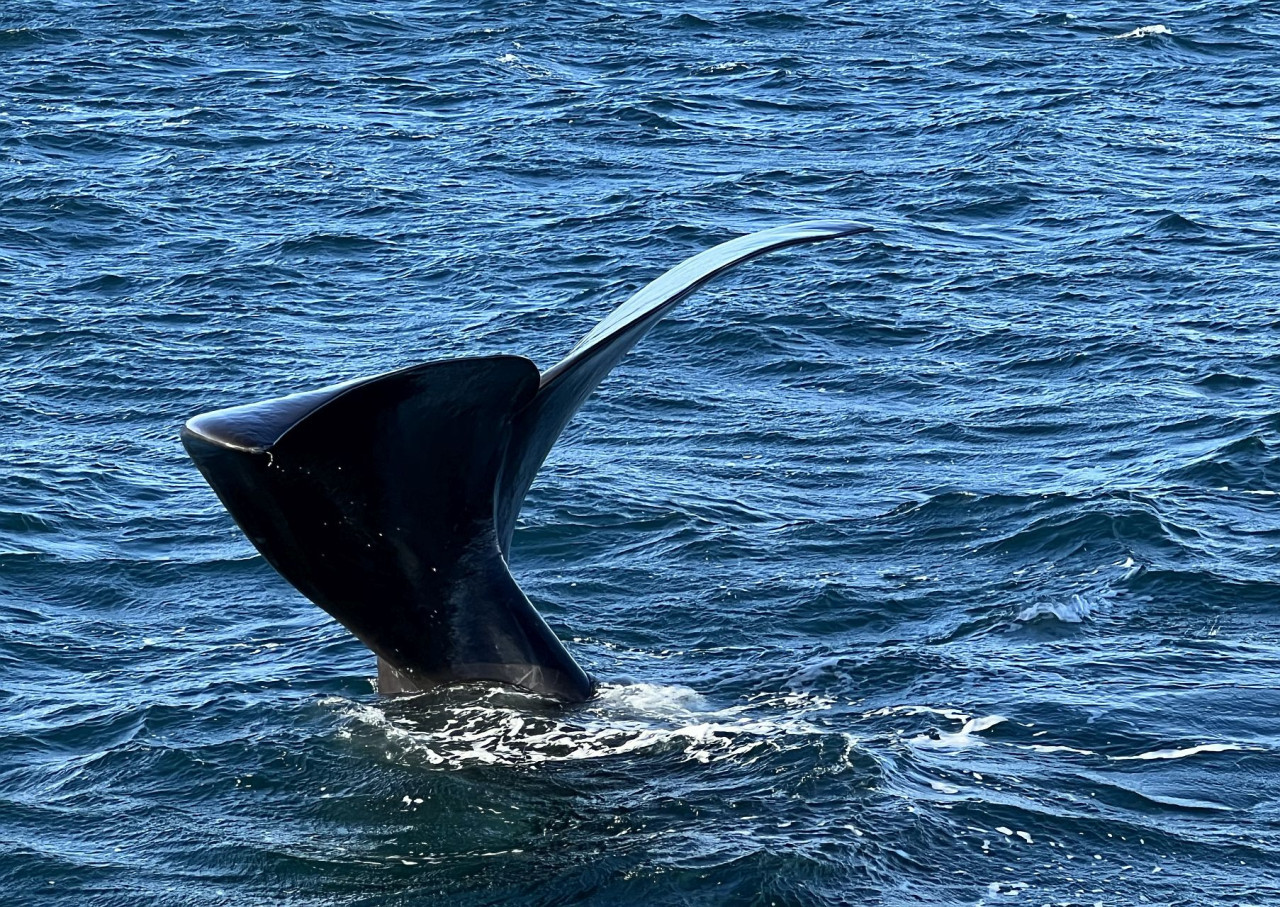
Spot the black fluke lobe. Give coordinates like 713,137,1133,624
182,220,870,702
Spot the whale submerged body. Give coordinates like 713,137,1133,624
182,221,869,703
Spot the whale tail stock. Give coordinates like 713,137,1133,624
181,220,870,702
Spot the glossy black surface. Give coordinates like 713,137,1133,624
183,221,868,701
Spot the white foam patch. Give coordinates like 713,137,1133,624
493,51,557,79
1016,593,1095,623
1110,25,1172,39
323,683,850,768
1022,743,1097,756
1114,742,1254,761
598,681,710,715
865,704,970,723
909,714,1007,749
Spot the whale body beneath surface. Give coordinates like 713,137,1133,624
182,220,870,703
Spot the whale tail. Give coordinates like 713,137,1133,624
182,220,870,702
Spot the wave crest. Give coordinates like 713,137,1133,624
1110,25,1173,39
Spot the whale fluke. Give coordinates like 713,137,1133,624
182,220,870,702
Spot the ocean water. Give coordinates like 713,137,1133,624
2,1,1279,904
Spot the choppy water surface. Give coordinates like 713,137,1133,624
3,1,1279,903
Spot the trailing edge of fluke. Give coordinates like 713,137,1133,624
182,220,871,703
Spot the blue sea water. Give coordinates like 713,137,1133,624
2,0,1279,903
